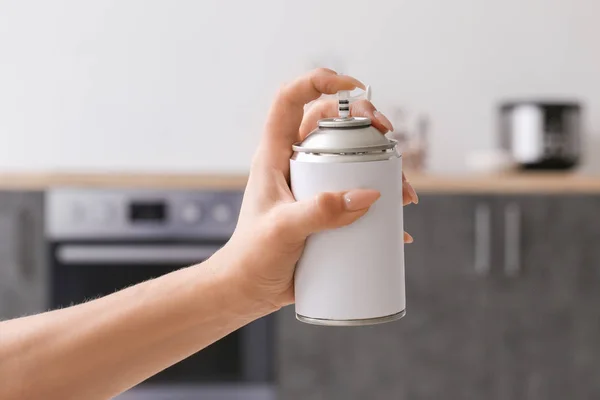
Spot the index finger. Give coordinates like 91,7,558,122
256,68,364,172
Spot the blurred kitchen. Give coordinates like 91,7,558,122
1,0,599,399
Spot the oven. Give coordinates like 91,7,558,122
45,188,276,400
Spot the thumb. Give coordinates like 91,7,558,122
282,189,381,238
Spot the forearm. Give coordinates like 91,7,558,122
0,249,273,400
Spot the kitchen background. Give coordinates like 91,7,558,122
1,1,600,400
1,0,600,173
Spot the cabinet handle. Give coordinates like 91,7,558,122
18,209,34,281
504,203,521,277
474,203,491,275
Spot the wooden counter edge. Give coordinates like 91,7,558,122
0,173,249,190
2,172,600,194
409,173,600,194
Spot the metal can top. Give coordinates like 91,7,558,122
292,116,397,154
317,116,372,129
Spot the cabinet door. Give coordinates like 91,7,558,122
0,191,47,320
572,196,600,399
396,194,497,400
489,195,600,400
277,195,496,400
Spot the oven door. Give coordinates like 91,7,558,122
50,242,275,398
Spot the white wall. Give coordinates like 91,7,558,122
1,0,599,173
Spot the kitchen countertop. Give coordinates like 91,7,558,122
1,171,600,193
0,172,249,190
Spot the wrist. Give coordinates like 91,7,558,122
204,246,280,320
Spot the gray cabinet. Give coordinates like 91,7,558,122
0,191,47,320
489,195,600,399
277,194,600,400
396,195,493,399
574,197,600,399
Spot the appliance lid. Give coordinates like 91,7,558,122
500,100,582,111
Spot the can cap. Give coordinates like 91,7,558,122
293,86,397,154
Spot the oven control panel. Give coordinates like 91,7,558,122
45,189,243,240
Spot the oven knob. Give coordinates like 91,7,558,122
212,204,232,223
181,203,202,223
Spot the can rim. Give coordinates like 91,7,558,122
296,309,406,326
292,139,398,154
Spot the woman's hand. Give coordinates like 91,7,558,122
220,68,418,312
0,69,419,400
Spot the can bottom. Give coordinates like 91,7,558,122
296,309,406,327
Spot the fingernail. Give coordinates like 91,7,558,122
404,232,414,243
374,111,394,132
343,189,381,211
402,174,419,204
407,182,419,204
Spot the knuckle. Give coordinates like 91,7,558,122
312,67,336,77
310,71,338,95
279,69,339,107
322,80,338,95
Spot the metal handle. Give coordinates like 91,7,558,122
56,244,222,265
504,203,521,277
474,203,492,275
18,209,35,280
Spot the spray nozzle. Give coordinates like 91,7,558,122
337,85,372,119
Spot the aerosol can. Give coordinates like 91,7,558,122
290,87,405,326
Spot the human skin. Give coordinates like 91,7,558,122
0,69,418,400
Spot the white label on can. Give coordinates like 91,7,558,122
290,157,405,321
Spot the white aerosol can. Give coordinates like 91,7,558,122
290,87,405,326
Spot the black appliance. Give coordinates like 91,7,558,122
499,100,582,170
45,188,276,400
